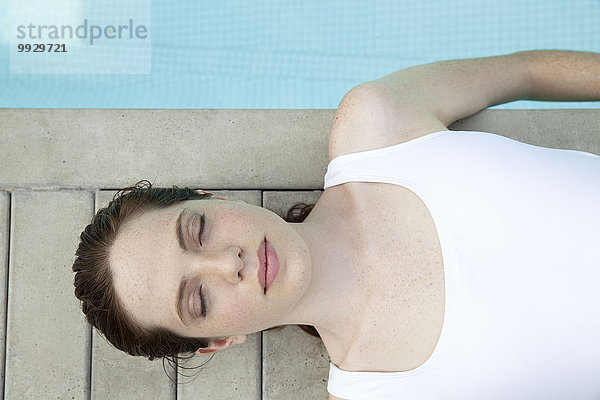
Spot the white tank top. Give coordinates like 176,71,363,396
323,130,600,400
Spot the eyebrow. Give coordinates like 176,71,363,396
176,207,190,252
176,207,190,325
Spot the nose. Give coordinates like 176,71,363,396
191,245,244,283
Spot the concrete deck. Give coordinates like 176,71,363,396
0,109,598,399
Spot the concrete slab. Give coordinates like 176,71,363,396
262,190,329,400
5,191,91,400
263,325,330,400
177,333,261,400
0,109,599,192
0,109,334,190
263,190,323,219
450,109,599,154
0,191,9,397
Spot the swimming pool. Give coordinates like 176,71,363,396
0,0,598,109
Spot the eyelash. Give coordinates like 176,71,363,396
196,214,207,317
197,213,206,246
197,284,207,318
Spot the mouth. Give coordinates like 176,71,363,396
257,236,279,294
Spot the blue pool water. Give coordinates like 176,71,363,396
0,0,598,109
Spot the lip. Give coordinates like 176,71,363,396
257,237,279,294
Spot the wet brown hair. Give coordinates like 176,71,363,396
72,180,317,381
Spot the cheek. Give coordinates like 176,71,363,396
221,209,250,226
215,213,254,241
217,302,253,330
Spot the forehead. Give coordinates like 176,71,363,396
109,202,189,326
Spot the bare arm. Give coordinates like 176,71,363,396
329,50,598,158
363,49,599,129
366,51,532,127
522,49,600,102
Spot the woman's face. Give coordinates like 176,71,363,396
109,198,312,340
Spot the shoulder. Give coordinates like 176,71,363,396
328,82,448,162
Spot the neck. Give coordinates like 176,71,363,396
280,196,367,352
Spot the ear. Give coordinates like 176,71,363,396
195,335,247,354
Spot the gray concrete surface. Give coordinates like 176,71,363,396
0,192,7,398
5,191,91,399
0,109,598,399
1,109,597,191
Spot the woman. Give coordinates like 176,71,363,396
72,50,600,399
